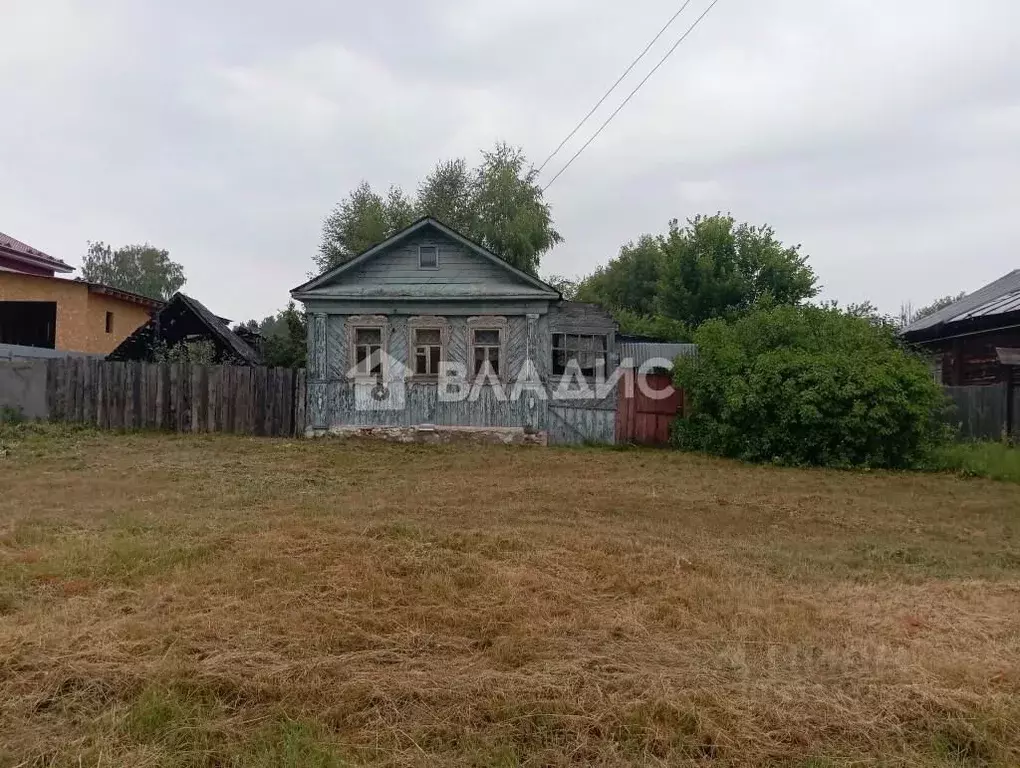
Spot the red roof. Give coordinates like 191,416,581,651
0,230,74,273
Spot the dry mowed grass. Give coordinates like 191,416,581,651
1,427,1019,767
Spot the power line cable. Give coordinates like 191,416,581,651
542,0,722,192
535,1,695,174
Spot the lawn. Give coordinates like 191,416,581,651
1,426,1018,767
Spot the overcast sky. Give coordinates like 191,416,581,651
2,0,1018,322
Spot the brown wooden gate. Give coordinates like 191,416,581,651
616,370,683,445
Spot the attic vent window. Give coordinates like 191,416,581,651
418,245,438,269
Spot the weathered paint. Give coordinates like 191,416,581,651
616,370,683,446
295,221,622,444
297,227,559,301
303,304,621,444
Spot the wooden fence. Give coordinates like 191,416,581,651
944,383,1018,441
45,358,307,437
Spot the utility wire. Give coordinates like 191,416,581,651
542,0,722,192
535,1,695,175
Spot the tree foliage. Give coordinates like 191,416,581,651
80,242,186,300
576,235,662,317
243,302,307,369
316,143,560,276
574,215,817,339
672,305,948,469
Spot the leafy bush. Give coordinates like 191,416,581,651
672,305,948,468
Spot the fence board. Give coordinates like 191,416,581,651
294,369,307,437
944,384,1009,440
39,361,305,437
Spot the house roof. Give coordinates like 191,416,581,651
291,217,561,299
107,292,261,365
0,230,74,273
84,281,165,309
901,269,1020,339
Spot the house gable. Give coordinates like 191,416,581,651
292,219,560,301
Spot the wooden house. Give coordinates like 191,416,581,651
901,270,1020,386
107,293,261,365
291,217,633,444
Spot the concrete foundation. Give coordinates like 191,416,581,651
307,424,548,446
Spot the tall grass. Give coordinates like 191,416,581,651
929,441,1020,483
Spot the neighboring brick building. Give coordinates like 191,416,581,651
0,231,162,354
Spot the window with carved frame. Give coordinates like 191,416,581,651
408,317,448,378
467,316,507,381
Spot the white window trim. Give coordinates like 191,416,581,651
467,315,508,383
407,316,449,379
346,315,389,380
418,244,439,270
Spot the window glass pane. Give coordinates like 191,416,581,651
594,335,607,351
473,347,485,376
416,351,428,375
565,334,579,352
552,348,566,375
474,329,500,346
415,328,441,345
488,352,499,376
429,346,441,373
552,333,564,349
419,246,438,267
356,328,382,345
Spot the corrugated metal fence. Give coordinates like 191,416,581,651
42,358,306,437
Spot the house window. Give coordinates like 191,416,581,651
354,327,383,375
105,311,114,334
552,333,607,376
418,245,438,269
472,328,501,377
414,327,443,376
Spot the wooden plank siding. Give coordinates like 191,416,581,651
43,359,305,437
303,303,622,444
309,232,555,299
616,370,684,446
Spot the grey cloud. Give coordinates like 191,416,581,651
1,0,1018,323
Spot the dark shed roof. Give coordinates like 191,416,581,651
901,270,1020,341
107,292,261,365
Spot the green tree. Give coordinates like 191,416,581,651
80,242,185,300
672,304,948,469
656,215,818,326
317,143,561,276
543,274,579,300
469,143,561,276
576,235,663,316
316,181,392,272
247,302,307,368
417,158,474,233
612,310,691,342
